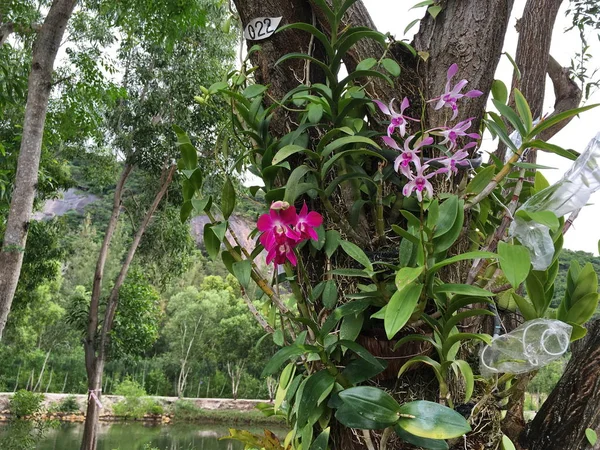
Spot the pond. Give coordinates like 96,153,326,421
0,422,285,450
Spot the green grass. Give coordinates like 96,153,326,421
170,400,283,425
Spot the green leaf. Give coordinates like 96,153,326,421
466,165,496,195
429,252,496,275
404,18,421,34
321,300,371,335
515,210,559,232
586,428,598,446
511,293,539,321
491,79,508,104
396,400,471,439
192,197,212,214
428,5,442,18
382,58,401,77
232,260,252,289
272,144,310,165
385,283,423,339
221,177,236,219
433,196,459,238
565,292,599,324
262,344,319,377
433,284,494,297
322,135,380,158
340,240,373,271
492,99,526,138
297,370,335,427
410,0,434,9
356,57,377,71
513,89,533,132
452,360,474,402
322,280,338,309
524,139,579,161
501,434,517,450
203,225,221,260
396,266,425,291
442,333,492,358
498,242,531,289
180,201,193,222
338,387,400,426
309,427,330,450
342,357,387,385
242,84,268,98
432,199,465,253
394,425,449,450
284,165,313,203
325,229,341,258
504,52,521,80
308,103,324,123
527,103,599,139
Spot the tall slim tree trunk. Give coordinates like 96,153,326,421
80,164,176,450
0,0,78,340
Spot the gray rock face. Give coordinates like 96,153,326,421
33,188,99,221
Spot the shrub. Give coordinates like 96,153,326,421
9,390,44,418
147,402,164,415
112,379,148,419
55,395,80,413
171,399,203,421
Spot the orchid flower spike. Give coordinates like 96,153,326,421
373,97,420,137
429,64,483,120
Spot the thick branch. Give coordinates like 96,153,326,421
538,55,583,141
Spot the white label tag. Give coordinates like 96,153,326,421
244,17,282,41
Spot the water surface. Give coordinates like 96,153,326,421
2,422,283,450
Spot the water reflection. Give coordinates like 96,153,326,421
23,422,278,450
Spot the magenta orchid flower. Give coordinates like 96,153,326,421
402,160,443,202
266,239,298,266
295,202,323,241
429,64,483,120
373,97,419,137
257,201,323,267
257,202,299,251
435,117,481,149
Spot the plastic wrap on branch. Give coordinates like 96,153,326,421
509,132,600,270
480,319,572,377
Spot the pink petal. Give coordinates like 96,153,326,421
389,98,398,115
306,227,319,241
465,89,483,98
400,97,410,113
435,98,446,110
304,211,323,227
467,133,481,139
286,248,297,266
387,123,396,137
373,99,391,115
299,202,308,217
280,206,298,225
447,63,458,80
257,213,273,231
382,136,401,150
450,79,468,95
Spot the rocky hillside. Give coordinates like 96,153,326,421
34,188,257,250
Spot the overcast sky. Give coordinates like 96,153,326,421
363,1,600,255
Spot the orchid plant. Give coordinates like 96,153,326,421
175,1,599,449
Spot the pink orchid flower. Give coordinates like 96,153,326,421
266,239,298,266
382,135,434,177
429,64,483,120
257,201,323,267
437,144,475,179
373,97,419,137
402,160,443,202
435,117,481,149
257,202,299,251
295,202,323,241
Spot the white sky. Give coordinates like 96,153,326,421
363,1,600,255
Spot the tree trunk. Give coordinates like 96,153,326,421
0,0,78,340
81,164,176,450
523,319,600,450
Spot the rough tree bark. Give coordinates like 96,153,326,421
523,319,600,450
80,164,176,450
230,0,595,448
0,0,78,340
